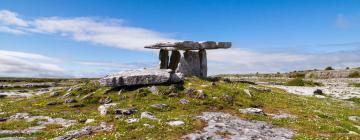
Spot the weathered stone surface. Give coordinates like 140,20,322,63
199,49,207,77
0,137,36,140
349,116,360,121
145,41,232,50
99,69,184,87
159,49,169,69
177,51,201,77
168,50,181,70
182,112,295,140
51,122,112,140
148,86,158,95
239,108,265,115
1,113,76,135
126,118,139,123
64,98,76,104
49,91,60,97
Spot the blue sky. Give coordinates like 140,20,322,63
0,0,360,77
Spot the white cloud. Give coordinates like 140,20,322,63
0,10,28,26
0,10,178,51
0,50,66,77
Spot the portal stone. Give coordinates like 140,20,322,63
169,50,181,71
159,49,169,69
199,49,207,77
177,51,201,77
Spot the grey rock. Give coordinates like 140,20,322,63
115,108,138,115
99,69,184,87
144,41,232,50
239,108,265,115
182,112,295,140
269,113,297,119
98,103,117,116
167,120,185,126
222,93,234,104
64,98,76,104
151,104,169,110
141,112,157,120
98,97,112,104
148,86,158,95
179,99,190,104
126,118,139,123
143,123,155,129
49,92,60,97
349,116,360,121
195,90,207,99
51,122,112,140
199,49,207,77
168,92,178,97
184,88,196,94
314,89,324,95
62,92,73,98
0,118,7,122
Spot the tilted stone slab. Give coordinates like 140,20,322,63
99,69,184,87
145,41,231,50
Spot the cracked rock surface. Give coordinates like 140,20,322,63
182,112,295,140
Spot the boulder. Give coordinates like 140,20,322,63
140,112,158,120
159,49,169,69
99,69,184,87
115,108,138,115
151,104,169,110
98,103,117,116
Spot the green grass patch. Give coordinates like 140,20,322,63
284,78,322,87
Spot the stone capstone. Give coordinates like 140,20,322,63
99,69,184,87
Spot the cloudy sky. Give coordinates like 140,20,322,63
0,0,360,77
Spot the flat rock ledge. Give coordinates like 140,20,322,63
99,69,184,87
52,122,113,140
182,112,295,140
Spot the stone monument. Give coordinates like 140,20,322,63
145,41,232,77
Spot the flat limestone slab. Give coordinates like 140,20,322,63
99,69,184,87
145,41,231,51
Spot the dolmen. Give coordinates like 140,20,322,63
99,69,183,87
99,41,231,87
145,41,231,78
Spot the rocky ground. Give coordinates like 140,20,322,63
0,77,360,139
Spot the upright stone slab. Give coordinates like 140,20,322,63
199,49,207,77
159,49,169,69
168,50,181,71
177,51,201,77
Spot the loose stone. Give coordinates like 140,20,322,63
179,99,190,104
239,108,265,115
141,112,157,120
151,104,169,110
167,120,185,126
115,108,138,115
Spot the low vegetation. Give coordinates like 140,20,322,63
349,71,360,78
284,78,323,87
0,77,359,139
